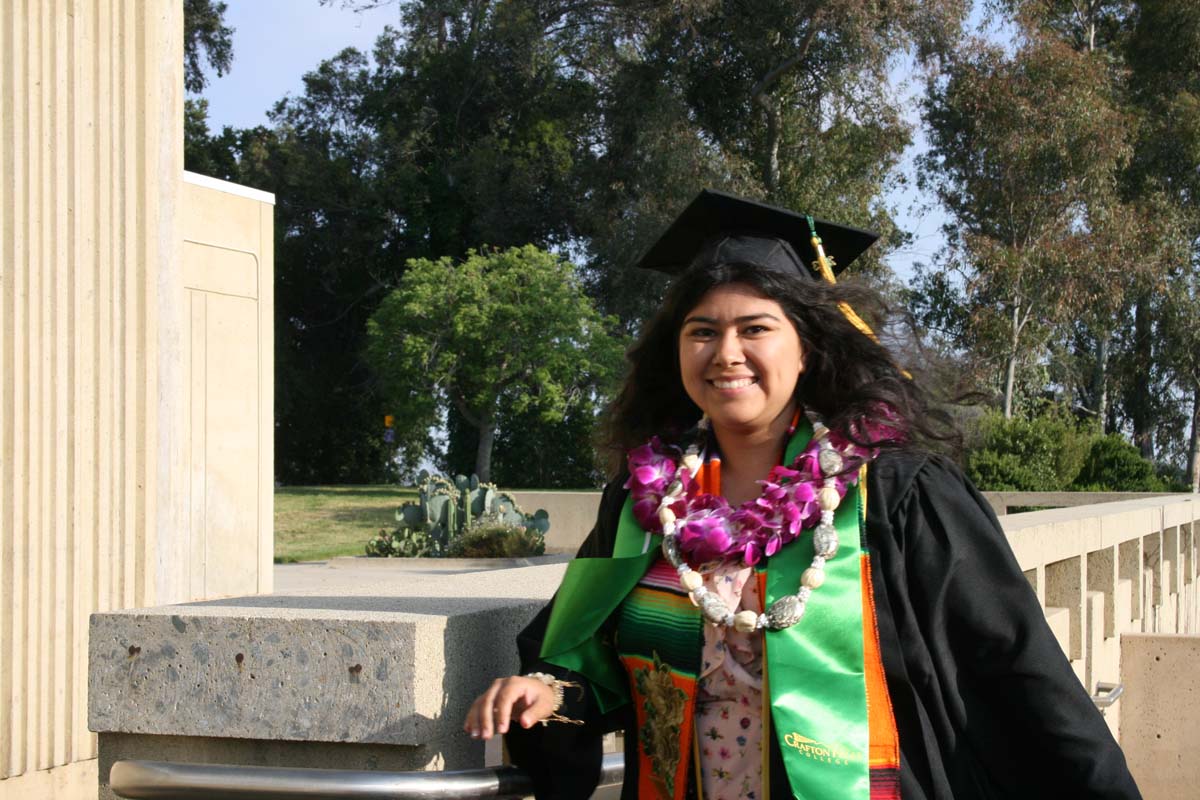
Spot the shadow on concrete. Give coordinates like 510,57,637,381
177,595,545,616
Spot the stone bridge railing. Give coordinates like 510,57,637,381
999,496,1198,723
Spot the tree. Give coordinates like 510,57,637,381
186,49,404,483
570,0,968,324
184,0,234,94
1124,0,1200,482
189,0,970,482
187,9,612,481
991,0,1131,53
366,246,625,482
919,38,1132,417
183,0,235,177
1160,260,1200,491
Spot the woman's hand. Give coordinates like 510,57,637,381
463,676,556,739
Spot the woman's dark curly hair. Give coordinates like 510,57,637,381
600,259,956,473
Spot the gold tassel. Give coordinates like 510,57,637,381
809,224,878,341
808,218,913,380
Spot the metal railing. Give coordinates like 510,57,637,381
109,752,625,799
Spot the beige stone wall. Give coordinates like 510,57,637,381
1,4,274,797
180,173,274,599
0,0,183,789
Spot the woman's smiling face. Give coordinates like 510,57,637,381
678,283,804,436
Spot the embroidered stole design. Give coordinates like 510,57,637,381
615,559,703,800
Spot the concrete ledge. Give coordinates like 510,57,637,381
88,563,568,784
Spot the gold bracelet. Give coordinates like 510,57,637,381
525,672,584,726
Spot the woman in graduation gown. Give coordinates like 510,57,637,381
463,190,1142,800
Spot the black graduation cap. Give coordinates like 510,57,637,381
635,189,879,280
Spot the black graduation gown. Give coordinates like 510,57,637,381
505,450,1142,799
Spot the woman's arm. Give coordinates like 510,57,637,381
464,474,631,798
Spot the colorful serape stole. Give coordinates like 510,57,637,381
615,559,703,800
612,440,721,800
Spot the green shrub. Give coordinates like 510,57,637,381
1072,435,1169,491
445,515,546,558
966,411,1094,491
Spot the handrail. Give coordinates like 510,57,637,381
1092,681,1125,710
109,752,624,799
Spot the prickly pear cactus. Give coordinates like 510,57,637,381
365,527,435,558
526,508,551,536
377,472,550,557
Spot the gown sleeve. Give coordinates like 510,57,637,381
880,453,1142,799
504,473,633,800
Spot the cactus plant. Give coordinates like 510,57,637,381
370,471,550,557
365,527,436,558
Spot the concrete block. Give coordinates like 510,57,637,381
512,490,602,554
1044,606,1071,657
1085,590,1105,693
1046,556,1083,660
1088,547,1117,638
89,562,571,774
1119,633,1200,800
1119,539,1143,623
1115,578,1133,635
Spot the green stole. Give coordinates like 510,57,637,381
540,422,870,799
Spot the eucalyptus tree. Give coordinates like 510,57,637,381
920,37,1131,418
568,0,970,324
986,0,1174,448
1125,0,1200,479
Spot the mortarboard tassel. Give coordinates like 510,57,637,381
806,216,913,380
806,216,879,339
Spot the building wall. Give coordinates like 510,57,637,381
180,173,274,599
0,4,274,797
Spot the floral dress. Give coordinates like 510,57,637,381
696,564,764,800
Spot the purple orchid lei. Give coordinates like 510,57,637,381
625,426,885,568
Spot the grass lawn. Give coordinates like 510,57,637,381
274,485,416,563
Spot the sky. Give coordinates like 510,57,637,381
198,0,956,282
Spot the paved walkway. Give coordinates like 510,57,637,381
273,555,572,598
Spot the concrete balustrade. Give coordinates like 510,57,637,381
87,493,1198,800
999,495,1199,738
519,488,1187,554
